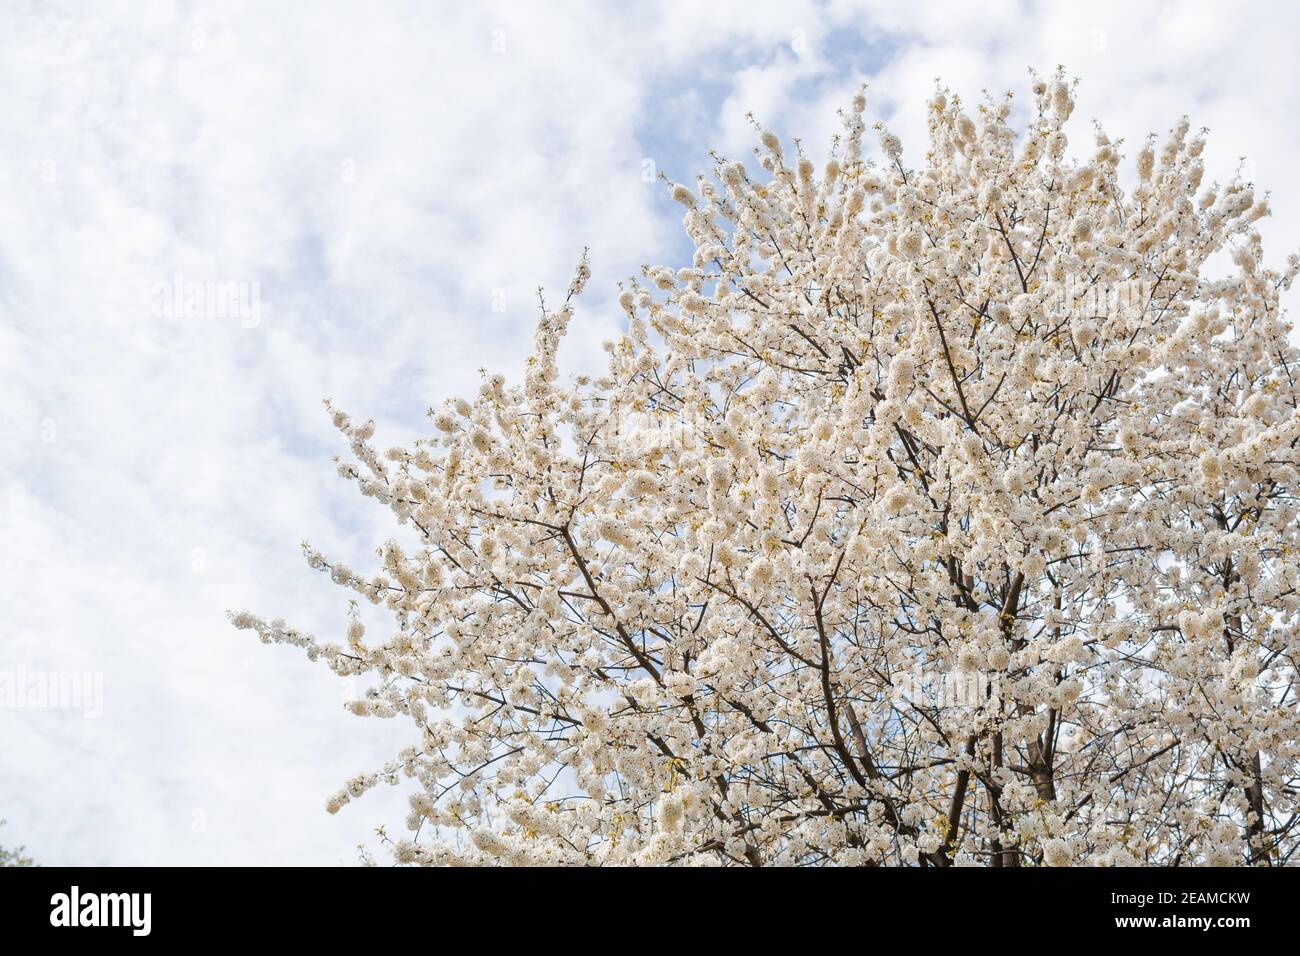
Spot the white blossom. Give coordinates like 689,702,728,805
235,69,1300,868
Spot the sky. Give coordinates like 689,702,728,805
2,0,1298,865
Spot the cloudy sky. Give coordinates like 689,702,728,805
3,0,1298,865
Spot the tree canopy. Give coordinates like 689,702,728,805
235,70,1300,866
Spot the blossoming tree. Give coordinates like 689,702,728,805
0,821,34,868
235,71,1300,866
